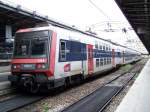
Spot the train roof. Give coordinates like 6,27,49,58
16,25,141,54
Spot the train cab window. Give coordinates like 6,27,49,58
96,59,99,67
14,39,30,57
95,41,98,49
60,41,66,61
31,39,48,57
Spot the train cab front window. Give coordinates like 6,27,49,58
14,39,48,58
14,39,30,57
14,30,50,58
31,39,48,57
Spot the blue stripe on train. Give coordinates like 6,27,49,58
59,40,87,62
94,49,112,58
58,39,134,62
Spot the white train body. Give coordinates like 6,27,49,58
9,25,142,92
53,26,140,79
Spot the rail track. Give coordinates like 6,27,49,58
0,72,16,97
0,60,145,112
61,63,143,112
0,94,44,112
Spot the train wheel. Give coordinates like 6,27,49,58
64,78,70,88
29,79,40,94
30,84,39,93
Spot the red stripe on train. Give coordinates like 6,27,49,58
49,31,57,76
112,49,115,66
11,58,47,64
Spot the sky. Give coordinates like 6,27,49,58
8,0,129,29
3,0,148,53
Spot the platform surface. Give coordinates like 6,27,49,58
62,86,121,112
115,59,150,112
0,66,10,73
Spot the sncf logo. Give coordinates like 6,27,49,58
64,64,70,72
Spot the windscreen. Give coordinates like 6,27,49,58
31,39,47,57
14,30,50,58
14,39,30,57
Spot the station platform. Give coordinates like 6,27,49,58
0,66,10,73
115,59,150,112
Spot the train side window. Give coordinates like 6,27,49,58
110,58,111,64
95,41,98,49
101,43,103,50
107,58,110,64
60,40,66,61
106,45,108,51
104,58,106,65
100,58,103,66
103,44,105,51
109,46,111,51
118,52,121,58
99,42,102,50
106,58,108,64
96,59,99,67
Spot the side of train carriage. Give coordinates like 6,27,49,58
8,25,141,92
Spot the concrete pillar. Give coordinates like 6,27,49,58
0,24,5,42
5,25,13,57
5,25,12,39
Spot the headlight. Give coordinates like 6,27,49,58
36,63,46,69
12,64,21,69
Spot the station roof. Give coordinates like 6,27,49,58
0,0,49,31
0,0,149,54
0,0,123,45
0,0,90,35
115,0,150,54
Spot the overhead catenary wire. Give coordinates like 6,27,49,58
88,0,111,21
88,0,119,32
87,0,133,33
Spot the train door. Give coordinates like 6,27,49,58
87,44,94,74
123,51,125,64
112,49,115,66
81,44,87,75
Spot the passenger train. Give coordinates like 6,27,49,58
8,25,141,93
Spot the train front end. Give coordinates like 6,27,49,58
8,28,55,93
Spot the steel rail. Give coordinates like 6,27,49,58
98,72,138,112
0,61,141,112
0,94,45,112
61,63,141,112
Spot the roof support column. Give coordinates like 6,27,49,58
0,23,5,43
5,25,13,42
